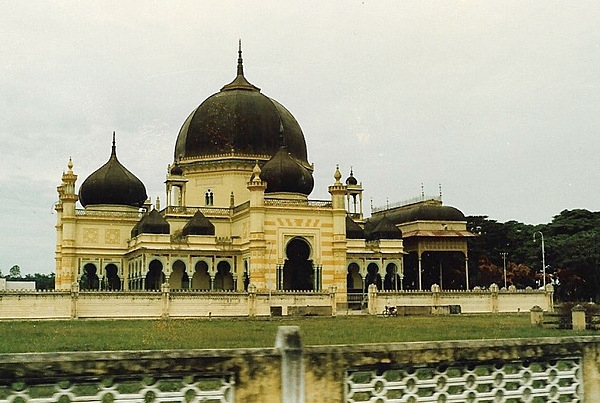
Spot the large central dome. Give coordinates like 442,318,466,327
174,45,309,165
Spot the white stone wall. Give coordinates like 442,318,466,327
0,292,72,319
371,288,551,314
0,291,336,320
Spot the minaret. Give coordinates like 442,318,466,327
55,158,78,290
328,165,348,303
246,163,268,289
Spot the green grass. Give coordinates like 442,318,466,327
0,314,592,353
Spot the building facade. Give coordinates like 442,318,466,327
55,46,469,307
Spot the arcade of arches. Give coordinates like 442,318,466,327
79,258,237,291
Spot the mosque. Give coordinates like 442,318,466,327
54,45,473,307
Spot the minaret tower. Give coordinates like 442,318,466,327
246,163,268,289
55,158,78,290
345,167,364,220
328,165,349,305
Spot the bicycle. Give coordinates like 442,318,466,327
382,305,397,317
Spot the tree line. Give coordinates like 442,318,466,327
467,209,600,302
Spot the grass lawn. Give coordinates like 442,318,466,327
0,314,592,354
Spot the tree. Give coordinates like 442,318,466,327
23,273,55,290
551,230,600,301
8,265,21,279
476,256,502,287
506,262,536,289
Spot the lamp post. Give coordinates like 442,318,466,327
500,252,508,289
533,231,546,289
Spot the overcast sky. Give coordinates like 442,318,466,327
2,1,599,275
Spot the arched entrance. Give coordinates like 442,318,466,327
105,263,121,291
214,261,234,290
346,262,364,310
146,259,165,290
169,260,187,290
364,262,382,291
347,263,362,291
80,263,99,290
192,261,210,290
283,237,313,291
383,262,401,291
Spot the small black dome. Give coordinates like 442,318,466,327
174,46,309,166
181,210,215,236
345,169,358,186
170,164,183,176
260,147,314,195
366,216,403,241
79,135,147,208
131,209,170,237
387,204,466,224
346,216,365,239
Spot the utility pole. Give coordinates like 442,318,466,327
500,252,508,289
533,231,546,289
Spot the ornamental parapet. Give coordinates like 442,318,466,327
264,199,332,208
163,206,232,217
75,209,143,218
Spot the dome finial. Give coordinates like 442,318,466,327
220,40,260,92
334,165,342,184
237,39,244,76
111,131,117,157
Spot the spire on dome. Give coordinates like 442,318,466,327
111,131,117,157
221,41,260,92
237,39,244,76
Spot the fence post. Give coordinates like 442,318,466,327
431,284,441,308
329,286,337,317
368,284,378,315
572,305,586,331
70,282,79,319
545,283,554,312
275,326,305,403
530,305,543,326
161,282,170,319
490,283,499,313
248,284,257,317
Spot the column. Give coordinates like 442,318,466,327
465,257,470,290
418,256,423,291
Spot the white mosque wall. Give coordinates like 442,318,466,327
369,284,553,315
0,286,552,320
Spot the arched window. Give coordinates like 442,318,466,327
105,263,121,291
81,263,100,290
192,261,211,290
205,189,214,206
146,260,165,290
214,261,234,290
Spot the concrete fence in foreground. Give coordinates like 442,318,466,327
0,327,598,402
